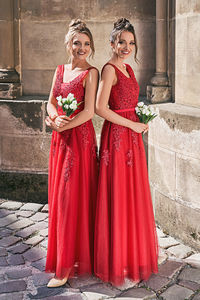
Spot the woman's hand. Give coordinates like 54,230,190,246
45,116,62,132
54,115,71,128
131,122,149,134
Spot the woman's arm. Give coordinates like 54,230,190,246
96,65,147,134
47,68,70,127
52,68,99,132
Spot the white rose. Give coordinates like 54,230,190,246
58,100,63,107
69,102,77,110
135,107,140,113
142,108,147,114
56,95,62,102
64,104,69,109
137,102,144,107
67,93,75,102
146,110,150,116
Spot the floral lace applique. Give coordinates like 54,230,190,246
131,131,139,147
112,124,126,151
126,149,133,167
64,147,74,182
101,149,110,166
78,122,90,146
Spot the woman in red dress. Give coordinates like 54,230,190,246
94,18,159,286
45,19,99,287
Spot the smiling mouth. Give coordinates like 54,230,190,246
122,51,130,54
78,52,86,55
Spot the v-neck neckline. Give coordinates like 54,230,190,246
62,65,89,84
107,63,131,79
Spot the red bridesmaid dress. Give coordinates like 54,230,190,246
45,65,99,279
94,63,159,286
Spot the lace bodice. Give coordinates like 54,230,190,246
103,63,139,111
53,64,94,116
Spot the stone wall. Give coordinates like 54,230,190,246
148,104,200,250
19,0,155,95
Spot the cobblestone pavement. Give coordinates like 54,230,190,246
0,199,200,300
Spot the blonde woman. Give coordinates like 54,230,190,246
45,19,99,287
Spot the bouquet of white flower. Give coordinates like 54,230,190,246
135,102,157,124
56,93,82,117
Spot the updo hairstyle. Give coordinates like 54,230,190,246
64,19,95,58
110,18,138,62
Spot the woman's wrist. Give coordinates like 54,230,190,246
49,113,58,121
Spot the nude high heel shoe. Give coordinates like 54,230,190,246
47,277,68,288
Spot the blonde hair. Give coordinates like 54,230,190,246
64,19,95,58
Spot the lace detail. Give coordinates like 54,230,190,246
112,124,126,151
131,131,139,147
105,63,139,111
64,147,74,182
126,150,133,167
53,65,63,99
101,149,110,166
77,122,90,146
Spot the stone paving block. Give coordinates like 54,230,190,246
46,295,84,300
159,237,180,249
20,203,43,212
23,247,46,262
178,267,200,283
142,274,171,291
30,212,48,222
31,257,46,271
24,235,44,246
0,292,24,300
6,267,32,279
40,239,48,248
119,287,156,298
193,293,200,300
27,285,67,299
0,257,8,266
0,274,5,282
0,236,21,247
41,204,48,212
80,283,120,297
32,272,54,287
0,248,7,257
158,252,168,265
0,201,23,210
83,292,109,300
185,253,200,268
156,227,166,238
0,209,15,217
39,227,48,237
167,244,193,259
68,275,101,289
0,228,12,238
178,279,200,291
16,221,48,238
0,280,27,293
16,210,35,218
8,243,30,254
0,215,18,227
7,254,25,266
160,284,193,300
116,278,138,291
7,218,34,230
158,260,184,278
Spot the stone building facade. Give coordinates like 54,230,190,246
0,0,200,250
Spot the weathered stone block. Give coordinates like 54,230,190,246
148,103,200,158
1,135,50,171
148,144,176,199
160,284,193,300
0,83,21,99
176,155,200,209
155,191,200,250
147,85,171,103
0,100,44,134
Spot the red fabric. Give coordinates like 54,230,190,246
45,65,99,279
94,63,159,286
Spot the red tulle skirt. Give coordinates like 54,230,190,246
94,111,159,286
45,121,98,279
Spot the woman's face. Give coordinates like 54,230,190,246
69,33,91,60
112,31,135,60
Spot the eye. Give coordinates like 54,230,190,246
73,41,80,45
85,42,90,46
118,40,124,44
130,42,136,45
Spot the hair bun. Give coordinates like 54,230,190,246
69,19,86,30
114,18,131,30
